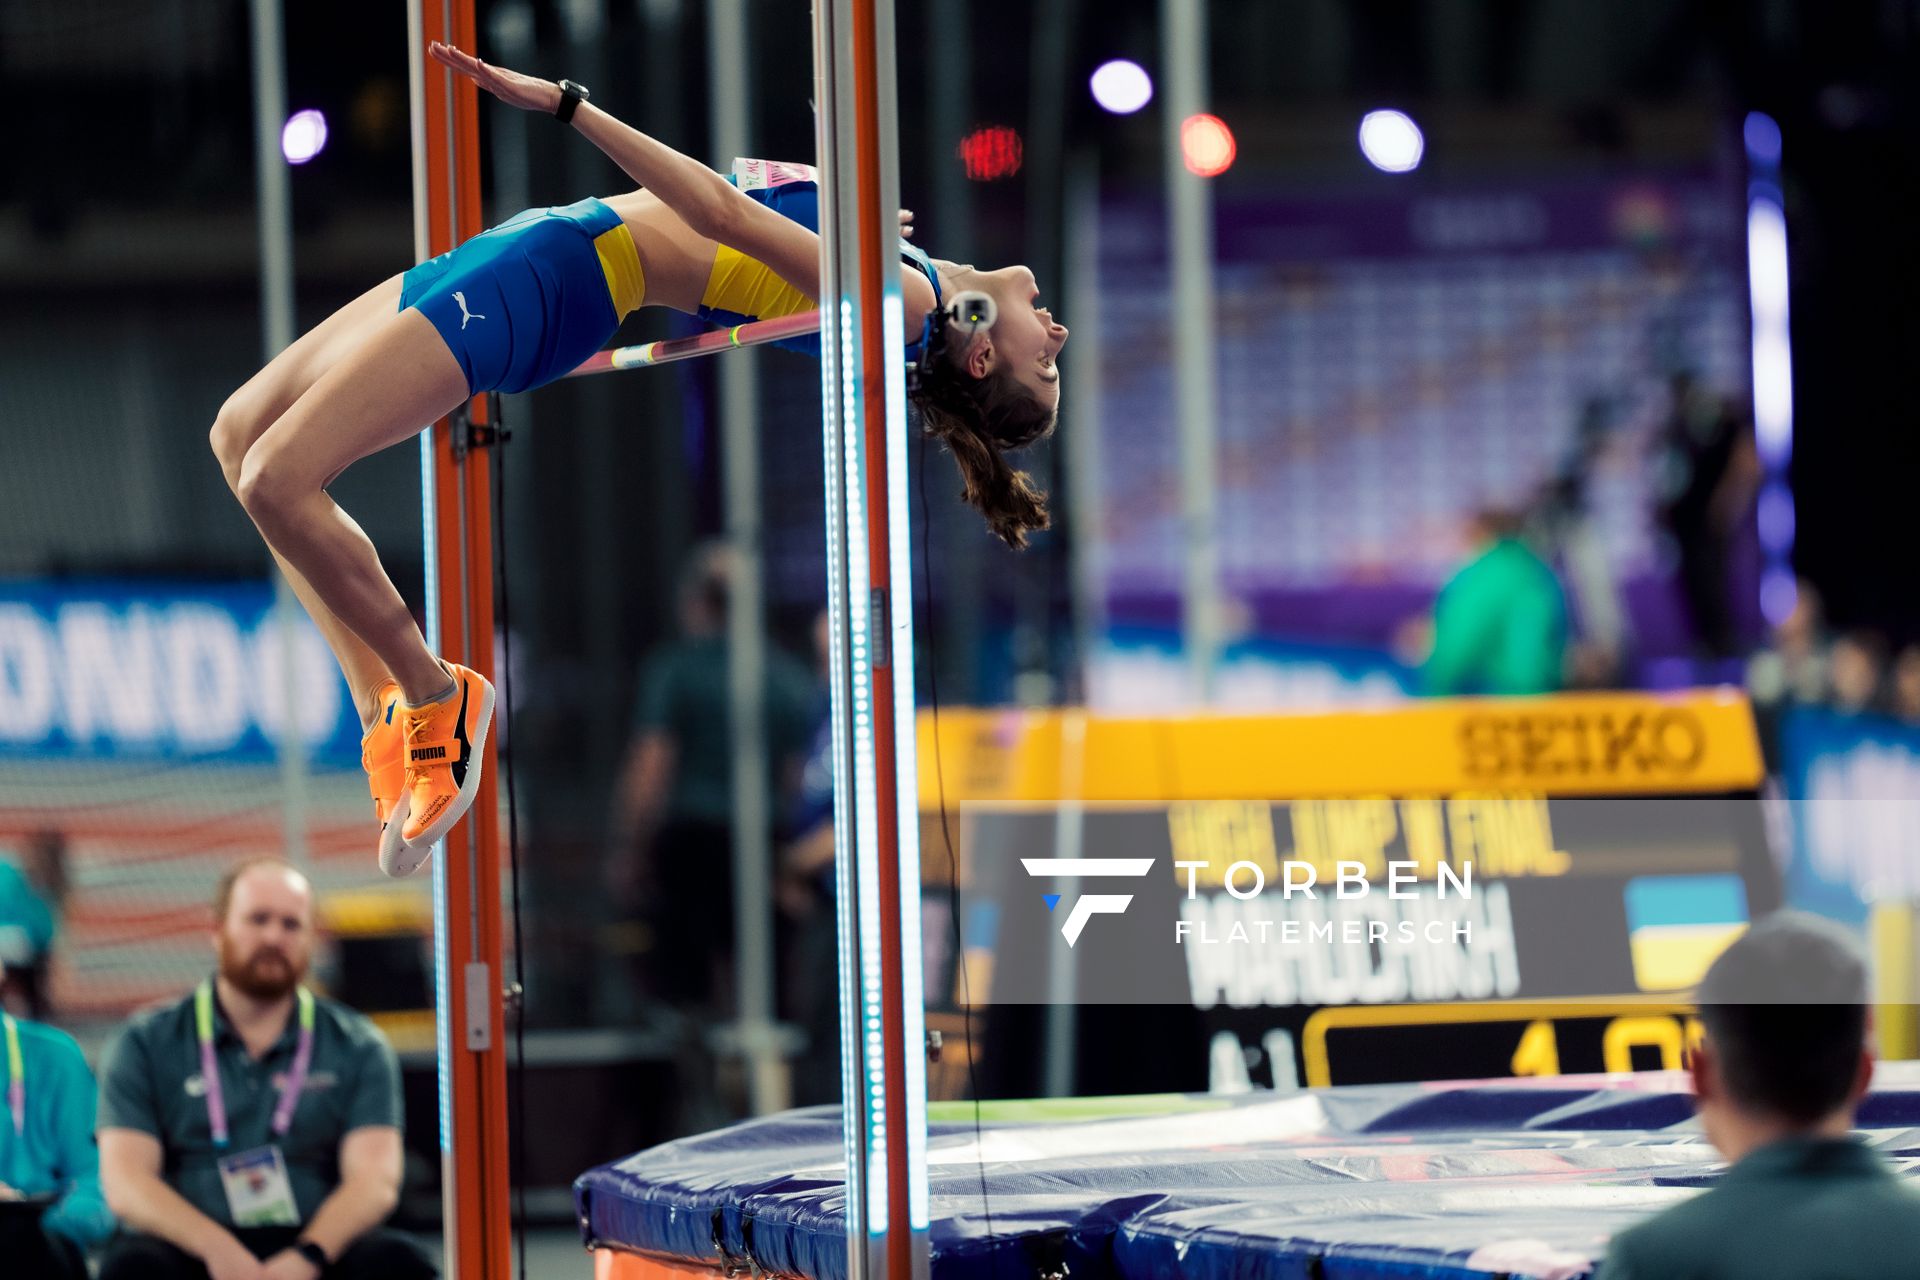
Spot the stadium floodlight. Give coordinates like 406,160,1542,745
1359,109,1423,173
1091,59,1154,115
281,110,328,165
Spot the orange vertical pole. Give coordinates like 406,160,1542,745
846,5,912,1275
415,0,511,1276
813,0,927,1273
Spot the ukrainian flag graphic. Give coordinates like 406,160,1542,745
1623,874,1750,992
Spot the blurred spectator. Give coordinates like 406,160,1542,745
1595,911,1920,1278
0,831,67,1020
1653,377,1760,658
778,708,841,1107
1827,631,1888,716
1892,645,1920,724
1746,580,1831,710
96,860,432,1280
1538,394,1630,686
1420,508,1568,696
1744,580,1833,765
0,957,114,1279
611,543,818,1013
773,609,840,1105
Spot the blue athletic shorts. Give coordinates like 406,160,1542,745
399,197,635,395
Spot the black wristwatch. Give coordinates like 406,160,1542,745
554,79,590,123
294,1238,330,1271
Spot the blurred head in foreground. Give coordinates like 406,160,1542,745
1691,911,1872,1161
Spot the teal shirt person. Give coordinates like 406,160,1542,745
0,858,57,968
1423,533,1568,696
1596,1135,1920,1279
0,1010,115,1250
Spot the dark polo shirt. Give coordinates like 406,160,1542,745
1597,1136,1920,1279
97,981,401,1227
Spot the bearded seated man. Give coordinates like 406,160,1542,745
95,859,436,1280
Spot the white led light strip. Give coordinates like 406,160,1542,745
836,298,890,1232
881,293,930,1229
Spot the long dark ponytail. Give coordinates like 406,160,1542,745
908,302,1057,550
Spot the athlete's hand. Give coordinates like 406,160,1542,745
428,41,563,115
899,208,915,238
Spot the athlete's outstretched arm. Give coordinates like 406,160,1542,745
429,41,825,296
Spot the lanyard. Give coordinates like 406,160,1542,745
194,982,314,1149
3,1012,21,1138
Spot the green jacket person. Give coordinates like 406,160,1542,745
1422,509,1568,696
1596,912,1920,1279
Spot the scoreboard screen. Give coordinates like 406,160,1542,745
916,692,1774,1095
956,795,1772,1092
1298,1002,1700,1087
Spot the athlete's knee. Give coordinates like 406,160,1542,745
211,393,272,488
234,441,305,524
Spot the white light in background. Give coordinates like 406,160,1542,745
1744,112,1782,166
1359,109,1424,173
1757,481,1796,550
1746,201,1793,466
1090,59,1153,115
281,109,328,165
1744,111,1795,627
1761,568,1799,627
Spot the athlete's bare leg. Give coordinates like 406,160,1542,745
211,275,412,726
229,306,467,706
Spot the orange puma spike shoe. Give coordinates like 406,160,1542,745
395,661,496,866
360,680,414,875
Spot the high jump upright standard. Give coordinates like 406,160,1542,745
810,1,932,1277
408,0,929,1276
407,1,512,1276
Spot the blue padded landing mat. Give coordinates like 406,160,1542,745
574,1065,1920,1280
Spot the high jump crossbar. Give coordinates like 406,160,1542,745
564,312,823,377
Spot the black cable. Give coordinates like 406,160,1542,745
915,421,994,1258
490,407,531,1280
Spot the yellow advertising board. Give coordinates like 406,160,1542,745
917,688,1762,805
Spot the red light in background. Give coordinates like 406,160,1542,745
958,125,1024,181
1181,113,1236,178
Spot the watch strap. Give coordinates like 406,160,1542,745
554,79,590,123
295,1238,330,1270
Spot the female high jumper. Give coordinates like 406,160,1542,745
210,40,1070,877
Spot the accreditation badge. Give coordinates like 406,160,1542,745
216,1145,300,1227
